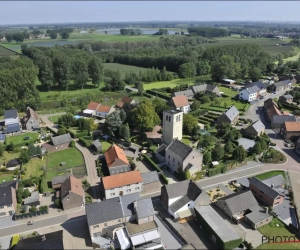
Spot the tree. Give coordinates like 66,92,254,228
252,141,263,154
52,54,70,90
19,149,30,164
203,151,212,165
199,134,214,148
0,143,4,157
13,32,24,43
104,111,123,136
34,54,54,91
58,113,75,127
57,128,67,136
61,31,70,40
7,142,15,152
119,123,130,141
77,118,90,131
152,98,170,116
72,57,89,89
248,67,261,82
22,189,31,199
178,63,196,78
131,100,160,132
50,32,57,39
32,29,40,37
136,82,144,96
119,109,127,122
88,56,103,87
105,70,125,91
191,100,201,111
183,114,198,135
212,143,224,161
232,145,247,162
224,141,235,155
211,55,239,81
5,33,13,42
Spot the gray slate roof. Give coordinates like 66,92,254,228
4,123,20,134
141,171,159,184
245,205,272,224
14,230,64,250
283,95,293,99
86,192,141,226
250,177,281,199
271,115,296,124
24,191,40,205
262,174,285,188
223,105,239,122
51,133,72,146
249,120,265,132
173,89,194,98
136,198,155,219
195,206,241,243
92,139,102,148
218,190,258,216
4,109,18,119
169,195,190,213
0,180,18,190
190,84,219,94
0,186,13,206
51,174,70,186
0,134,5,141
166,139,192,161
156,144,167,157
245,85,260,94
273,80,291,88
245,81,266,90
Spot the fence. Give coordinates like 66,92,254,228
15,208,49,220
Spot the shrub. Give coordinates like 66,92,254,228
69,140,75,147
29,206,37,212
270,142,276,146
39,176,45,194
79,137,91,147
22,189,31,199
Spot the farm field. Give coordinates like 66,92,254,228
0,45,20,57
103,63,151,78
5,132,39,147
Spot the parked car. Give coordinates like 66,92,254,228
27,221,33,225
285,143,292,148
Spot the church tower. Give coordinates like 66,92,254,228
162,110,183,145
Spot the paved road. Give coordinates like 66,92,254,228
0,210,85,238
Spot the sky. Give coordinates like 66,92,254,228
1,1,300,25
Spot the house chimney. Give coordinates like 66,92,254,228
271,184,274,188
265,207,269,214
41,235,46,241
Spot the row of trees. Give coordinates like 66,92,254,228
187,27,229,37
0,57,41,114
120,29,142,35
21,45,104,91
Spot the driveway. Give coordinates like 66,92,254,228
238,221,264,248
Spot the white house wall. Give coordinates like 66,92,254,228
169,197,182,206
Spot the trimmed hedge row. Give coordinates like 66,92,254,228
59,125,89,139
143,93,153,98
207,165,227,177
143,154,168,184
205,114,218,119
200,116,213,122
281,102,300,111
146,90,170,100
198,119,210,125
79,137,92,147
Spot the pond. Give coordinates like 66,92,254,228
96,28,186,35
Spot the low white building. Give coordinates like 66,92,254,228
239,85,260,102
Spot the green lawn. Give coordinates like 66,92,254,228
47,148,84,170
143,75,211,90
182,136,191,146
103,63,155,78
0,174,14,183
48,115,61,124
255,171,286,181
5,132,39,147
218,86,238,97
257,218,300,249
101,141,112,152
0,151,20,166
23,158,45,180
0,45,20,56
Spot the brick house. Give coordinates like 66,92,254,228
280,121,300,140
104,144,130,175
60,176,85,210
249,177,284,207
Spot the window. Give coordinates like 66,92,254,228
111,188,114,191
104,223,107,227
176,116,179,122
179,115,181,121
0,212,6,216
135,187,139,191
93,225,99,229
127,189,131,192
93,232,101,238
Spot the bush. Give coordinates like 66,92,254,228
10,234,20,249
79,137,91,147
22,189,31,199
69,140,75,147
39,176,45,194
143,154,162,172
270,142,276,146
29,206,37,212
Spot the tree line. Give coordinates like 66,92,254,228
187,27,229,37
120,29,142,35
0,57,41,114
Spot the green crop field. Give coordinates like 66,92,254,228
0,45,19,57
103,63,150,78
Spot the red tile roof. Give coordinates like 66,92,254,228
60,176,83,198
172,95,189,108
87,102,100,110
104,144,129,168
284,122,300,132
97,105,111,113
102,171,143,189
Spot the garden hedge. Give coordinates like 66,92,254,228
143,154,168,184
146,90,170,100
